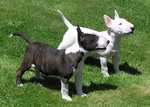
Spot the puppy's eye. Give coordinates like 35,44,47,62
119,23,122,25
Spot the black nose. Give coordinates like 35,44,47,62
131,27,135,32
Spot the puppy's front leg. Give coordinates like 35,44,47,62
112,51,120,73
100,57,109,77
74,60,87,97
61,80,72,101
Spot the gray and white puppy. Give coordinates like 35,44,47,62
10,26,108,101
10,31,83,101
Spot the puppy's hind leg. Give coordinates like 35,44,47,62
16,66,31,87
16,56,32,87
32,64,46,81
34,72,46,81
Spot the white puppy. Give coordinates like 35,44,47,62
57,10,134,101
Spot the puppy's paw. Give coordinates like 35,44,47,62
62,95,72,101
77,92,87,97
17,83,24,87
103,73,110,77
101,71,110,77
81,93,87,97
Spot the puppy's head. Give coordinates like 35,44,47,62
77,25,109,51
104,10,134,35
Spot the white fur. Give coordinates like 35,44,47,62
17,83,24,87
58,10,134,101
61,80,72,101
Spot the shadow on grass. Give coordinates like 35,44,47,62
23,77,117,96
85,57,142,75
22,56,141,96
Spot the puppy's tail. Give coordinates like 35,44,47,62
57,9,74,28
10,32,32,44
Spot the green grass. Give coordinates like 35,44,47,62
0,0,150,106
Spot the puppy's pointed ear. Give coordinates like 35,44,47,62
103,15,113,28
114,9,119,19
77,25,84,43
77,25,83,36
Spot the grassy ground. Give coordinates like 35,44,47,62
0,0,150,106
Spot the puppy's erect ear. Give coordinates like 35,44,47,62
103,15,113,28
114,9,119,19
77,25,83,36
77,25,84,42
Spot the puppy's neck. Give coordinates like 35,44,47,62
107,29,118,37
107,29,121,49
66,52,83,69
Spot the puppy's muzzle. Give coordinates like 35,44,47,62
131,27,135,33
129,27,135,34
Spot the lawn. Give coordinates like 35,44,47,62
0,0,150,107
